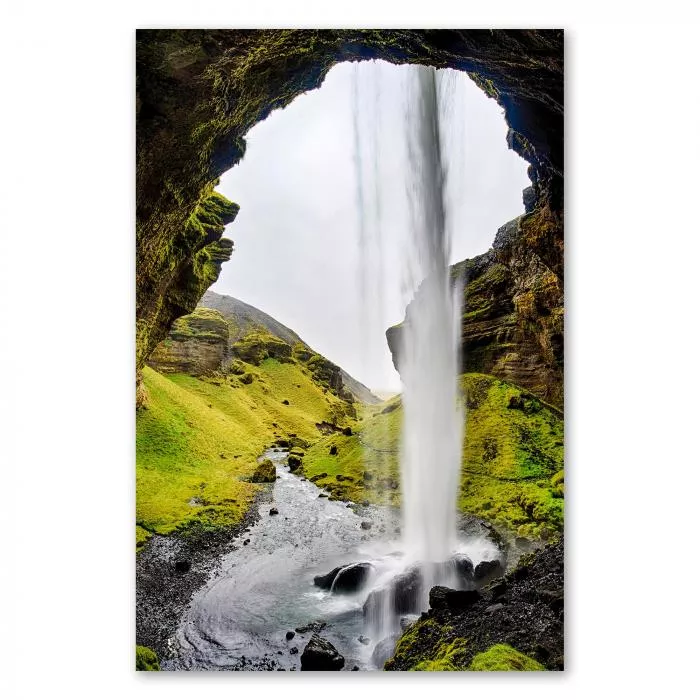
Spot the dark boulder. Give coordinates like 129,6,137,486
329,445,338,456
363,566,422,620
342,427,352,436
475,558,504,582
286,630,295,640
428,585,481,611
360,521,372,530
174,560,191,574
269,507,279,515
314,562,374,593
450,554,475,582
300,634,344,671
287,454,302,471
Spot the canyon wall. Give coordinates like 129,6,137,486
136,30,564,392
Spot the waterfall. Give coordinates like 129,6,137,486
399,66,463,565
351,62,467,652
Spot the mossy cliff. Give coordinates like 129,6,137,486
136,29,563,380
147,306,229,375
136,301,365,547
387,215,564,407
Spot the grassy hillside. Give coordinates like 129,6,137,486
136,354,356,549
302,373,563,540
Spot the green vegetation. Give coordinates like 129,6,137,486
251,458,276,483
385,618,471,671
303,374,563,540
136,350,356,545
169,306,229,342
468,644,545,671
302,396,401,505
135,645,160,671
458,374,563,541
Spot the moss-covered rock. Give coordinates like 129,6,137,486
147,307,229,375
230,329,292,365
468,644,545,671
250,458,276,483
135,645,160,671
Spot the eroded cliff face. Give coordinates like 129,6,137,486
136,29,563,381
147,307,229,375
387,213,564,407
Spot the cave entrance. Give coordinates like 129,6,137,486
208,60,530,397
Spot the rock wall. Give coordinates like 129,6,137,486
147,307,229,376
387,212,563,407
136,29,564,380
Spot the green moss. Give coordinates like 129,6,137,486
468,644,545,671
136,645,160,671
136,356,357,545
386,618,471,671
411,638,470,671
136,525,152,552
303,373,563,540
458,374,563,540
251,458,276,483
302,398,401,505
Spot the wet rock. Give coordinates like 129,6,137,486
363,567,422,619
287,455,302,471
329,445,338,456
174,560,191,574
286,630,295,640
360,521,372,530
243,539,250,546
351,665,359,671
358,635,370,645
282,399,290,405
474,558,504,582
485,602,504,613
451,554,475,582
314,562,373,593
295,620,327,634
269,507,279,515
362,471,373,482
371,636,397,668
290,647,298,655
300,634,344,671
342,426,352,436
429,586,481,611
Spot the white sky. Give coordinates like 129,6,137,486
213,61,530,394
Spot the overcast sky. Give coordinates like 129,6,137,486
213,61,529,394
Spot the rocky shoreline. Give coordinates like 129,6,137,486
385,540,564,670
135,487,272,663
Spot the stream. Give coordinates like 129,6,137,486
163,449,500,671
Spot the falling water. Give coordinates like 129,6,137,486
399,66,463,565
350,64,469,653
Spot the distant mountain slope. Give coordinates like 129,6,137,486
201,290,380,404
